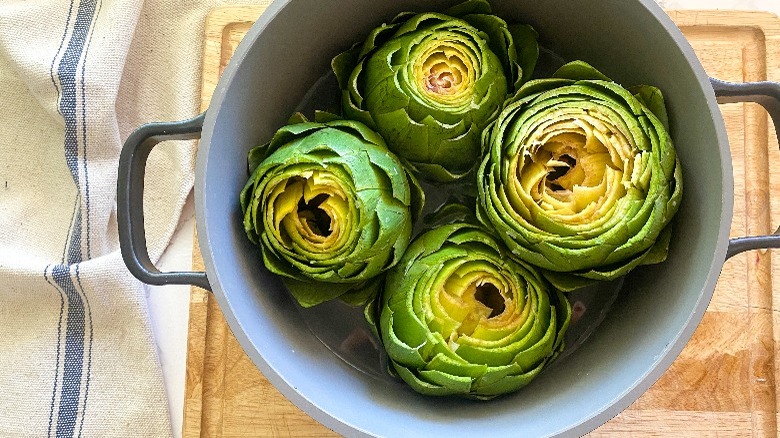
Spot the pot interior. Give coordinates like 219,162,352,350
196,0,731,436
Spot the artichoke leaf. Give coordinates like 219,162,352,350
424,202,482,229
542,270,600,293
418,369,473,393
630,84,670,131
332,44,362,90
542,225,673,291
313,110,343,124
247,143,271,174
553,60,612,81
287,111,309,125
472,360,545,397
425,352,488,379
507,24,539,84
283,278,359,308
339,275,384,307
392,363,456,396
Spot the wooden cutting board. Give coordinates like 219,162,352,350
184,7,780,437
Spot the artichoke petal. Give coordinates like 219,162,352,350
284,278,358,308
630,84,670,131
507,24,539,84
552,60,611,81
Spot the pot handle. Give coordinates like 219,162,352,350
117,112,211,291
710,78,780,259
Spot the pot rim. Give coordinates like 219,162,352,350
195,0,733,435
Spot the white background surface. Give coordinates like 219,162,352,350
147,1,780,437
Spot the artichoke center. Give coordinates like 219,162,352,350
419,50,468,97
270,173,349,250
518,124,625,221
426,71,455,92
546,154,577,192
440,273,512,339
536,133,595,194
474,282,505,318
297,193,332,237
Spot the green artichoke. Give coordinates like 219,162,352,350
240,114,424,307
380,222,571,399
332,0,539,182
477,61,683,291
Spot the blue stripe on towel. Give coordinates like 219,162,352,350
52,264,85,438
76,0,101,433
47,0,99,436
44,265,65,438
59,0,97,189
75,265,93,438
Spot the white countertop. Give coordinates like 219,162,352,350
147,2,780,437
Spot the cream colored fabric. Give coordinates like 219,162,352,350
0,0,264,436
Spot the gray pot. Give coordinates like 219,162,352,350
117,0,780,436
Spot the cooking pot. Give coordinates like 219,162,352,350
117,0,780,436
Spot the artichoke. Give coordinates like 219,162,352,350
380,222,571,399
240,114,424,307
332,0,539,182
477,61,683,291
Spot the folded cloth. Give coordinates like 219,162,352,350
0,0,264,436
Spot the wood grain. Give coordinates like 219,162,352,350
184,8,780,437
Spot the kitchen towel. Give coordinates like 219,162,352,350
0,0,265,436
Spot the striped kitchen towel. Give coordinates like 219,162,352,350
0,0,261,436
